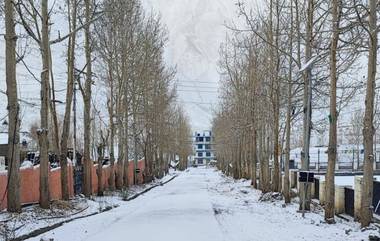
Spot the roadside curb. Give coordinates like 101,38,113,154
12,174,179,241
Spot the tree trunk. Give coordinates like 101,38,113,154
361,0,377,227
284,89,291,203
251,129,257,188
5,0,21,212
39,0,51,209
122,75,129,187
123,122,129,187
284,64,292,203
133,113,138,185
107,62,116,190
116,124,124,189
83,0,93,197
273,101,280,192
260,127,270,193
97,144,104,196
325,0,339,223
60,0,77,200
263,135,271,193
299,0,313,212
48,45,60,164
283,0,294,204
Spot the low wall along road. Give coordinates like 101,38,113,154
0,160,145,210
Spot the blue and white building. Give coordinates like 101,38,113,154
193,131,215,165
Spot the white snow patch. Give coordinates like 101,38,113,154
20,161,33,169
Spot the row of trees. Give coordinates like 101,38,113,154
212,0,378,227
4,0,192,212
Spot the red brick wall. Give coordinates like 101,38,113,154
91,160,146,194
0,159,145,210
0,164,75,210
129,160,145,185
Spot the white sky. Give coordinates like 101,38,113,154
143,0,244,131
0,0,246,133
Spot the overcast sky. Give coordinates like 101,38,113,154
0,0,369,146
144,0,243,132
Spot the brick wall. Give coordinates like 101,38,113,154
0,159,145,210
0,165,75,210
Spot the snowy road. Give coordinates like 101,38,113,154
31,168,371,241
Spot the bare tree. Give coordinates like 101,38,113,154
5,0,21,212
38,0,51,208
361,0,378,227
325,0,340,223
81,0,94,197
59,0,78,201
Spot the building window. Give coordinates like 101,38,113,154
197,159,203,164
205,144,210,150
199,137,204,142
206,152,211,157
198,144,203,149
198,152,203,157
205,137,210,142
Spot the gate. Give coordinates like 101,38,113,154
373,181,380,215
345,187,355,217
74,165,83,195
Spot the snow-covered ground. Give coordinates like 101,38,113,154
0,173,177,240
26,167,377,241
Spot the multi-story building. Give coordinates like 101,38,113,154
193,131,215,166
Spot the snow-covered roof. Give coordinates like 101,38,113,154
0,132,33,145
